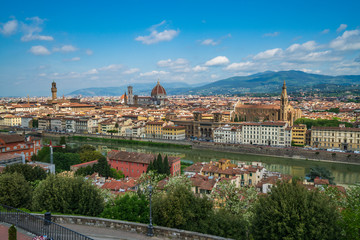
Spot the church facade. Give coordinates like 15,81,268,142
231,81,301,126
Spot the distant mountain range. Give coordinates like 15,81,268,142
68,70,360,96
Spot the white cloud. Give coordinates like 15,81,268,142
201,39,218,45
337,24,347,33
22,34,53,41
205,56,230,66
0,19,18,35
135,21,179,44
157,58,190,72
330,30,360,51
85,49,93,55
84,69,98,75
53,45,77,53
321,29,330,34
38,73,47,77
29,45,51,55
99,64,123,71
65,57,80,62
263,32,279,37
225,61,255,71
21,16,53,41
139,70,169,77
253,48,283,60
211,74,218,79
192,65,208,72
286,41,317,52
123,68,140,74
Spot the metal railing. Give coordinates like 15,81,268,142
0,204,93,240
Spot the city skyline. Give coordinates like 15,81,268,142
1,0,360,96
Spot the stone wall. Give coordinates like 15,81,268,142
46,215,230,240
193,142,360,165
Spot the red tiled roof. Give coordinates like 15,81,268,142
107,150,181,165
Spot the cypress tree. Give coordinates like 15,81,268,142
234,115,238,122
156,153,163,173
147,159,154,173
163,155,170,175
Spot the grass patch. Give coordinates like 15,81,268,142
69,136,192,149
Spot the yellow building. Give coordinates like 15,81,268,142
145,121,164,139
311,126,360,151
3,115,21,126
162,126,186,140
292,124,307,146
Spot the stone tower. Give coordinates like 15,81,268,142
51,81,57,101
280,80,288,121
127,86,133,105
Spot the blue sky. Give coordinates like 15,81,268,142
1,0,360,96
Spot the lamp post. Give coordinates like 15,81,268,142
147,184,154,237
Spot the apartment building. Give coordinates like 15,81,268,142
162,125,186,140
213,124,242,144
242,122,292,147
311,125,360,151
292,124,307,146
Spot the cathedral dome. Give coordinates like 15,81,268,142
151,80,167,96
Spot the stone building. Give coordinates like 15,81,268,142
311,125,360,151
127,80,168,106
231,81,301,126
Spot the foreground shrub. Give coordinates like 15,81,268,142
251,181,341,240
100,193,149,223
0,173,32,208
32,175,104,216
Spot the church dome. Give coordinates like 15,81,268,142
151,80,167,96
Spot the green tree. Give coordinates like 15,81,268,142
8,225,17,240
79,150,104,163
234,115,239,122
78,145,96,153
32,119,38,128
211,180,257,219
152,180,213,231
53,152,81,172
3,163,47,182
147,159,154,173
100,193,149,223
340,186,360,240
93,156,111,178
163,155,170,175
307,166,335,185
32,175,104,216
59,136,66,145
110,168,124,179
0,173,32,208
75,165,95,176
32,146,50,162
251,181,341,240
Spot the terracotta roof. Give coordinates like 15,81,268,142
235,104,280,110
107,150,181,165
183,162,204,173
0,134,25,144
314,177,329,185
312,126,360,132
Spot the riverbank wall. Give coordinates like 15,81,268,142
42,132,360,165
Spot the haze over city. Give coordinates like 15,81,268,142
1,0,360,96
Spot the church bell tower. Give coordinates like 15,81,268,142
51,81,57,101
280,81,289,121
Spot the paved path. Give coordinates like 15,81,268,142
0,223,34,240
60,223,170,240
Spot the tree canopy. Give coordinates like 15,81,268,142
251,181,341,240
32,175,104,216
3,163,47,182
0,173,32,208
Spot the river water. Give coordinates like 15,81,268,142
47,137,360,185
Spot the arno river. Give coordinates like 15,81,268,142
50,137,360,185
